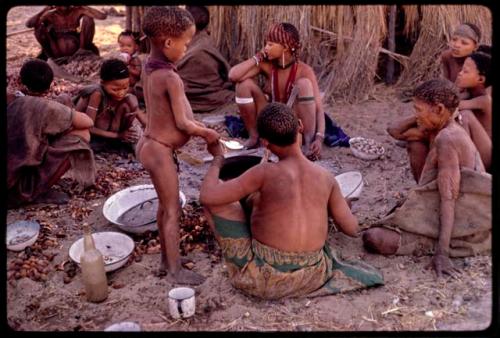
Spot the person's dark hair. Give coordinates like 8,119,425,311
477,44,491,56
469,52,491,87
186,6,209,32
257,102,298,146
413,79,460,112
20,58,53,93
118,30,141,44
463,22,482,42
142,6,194,40
100,58,129,82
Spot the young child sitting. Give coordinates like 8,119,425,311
73,58,143,153
228,22,325,159
7,59,95,207
441,23,481,83
136,6,220,285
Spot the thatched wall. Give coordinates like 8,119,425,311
207,5,491,103
130,5,491,103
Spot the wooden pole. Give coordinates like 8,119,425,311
6,28,34,38
386,5,397,84
126,6,132,31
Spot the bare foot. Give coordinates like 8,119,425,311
168,268,206,285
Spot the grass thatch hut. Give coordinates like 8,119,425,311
128,5,491,103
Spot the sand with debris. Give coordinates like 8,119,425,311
6,6,492,332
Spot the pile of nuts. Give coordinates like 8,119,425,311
350,137,385,156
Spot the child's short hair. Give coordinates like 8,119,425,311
186,6,209,32
257,102,298,146
413,79,460,112
100,58,130,82
142,6,194,40
20,58,54,93
118,30,141,44
266,22,301,58
469,52,491,87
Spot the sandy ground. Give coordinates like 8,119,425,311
5,6,492,332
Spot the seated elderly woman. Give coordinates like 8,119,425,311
363,79,491,278
200,102,383,300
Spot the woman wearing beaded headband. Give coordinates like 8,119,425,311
229,22,325,160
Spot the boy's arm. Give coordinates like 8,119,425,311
429,135,461,277
200,145,265,206
71,110,94,129
26,6,53,27
459,95,490,112
166,74,219,143
327,176,359,237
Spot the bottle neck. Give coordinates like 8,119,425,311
83,228,96,251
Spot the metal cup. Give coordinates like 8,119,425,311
168,287,195,319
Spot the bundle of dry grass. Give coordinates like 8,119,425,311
132,5,491,103
396,5,492,94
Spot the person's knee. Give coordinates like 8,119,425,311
235,78,257,96
80,15,95,30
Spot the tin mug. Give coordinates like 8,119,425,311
168,287,195,319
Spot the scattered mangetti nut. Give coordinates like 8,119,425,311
350,138,384,155
182,262,195,270
112,281,125,289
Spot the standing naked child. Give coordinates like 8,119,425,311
228,22,325,159
73,58,142,153
136,6,220,285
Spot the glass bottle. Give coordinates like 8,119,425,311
80,225,108,303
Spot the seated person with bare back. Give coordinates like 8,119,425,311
363,79,491,278
26,6,107,61
7,59,95,207
73,58,142,154
135,6,220,285
200,102,383,300
228,23,325,160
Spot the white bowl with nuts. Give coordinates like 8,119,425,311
6,220,40,251
349,137,385,160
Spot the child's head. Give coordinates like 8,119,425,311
186,6,209,32
257,102,298,147
449,23,481,58
456,51,491,89
100,58,130,101
264,22,301,60
118,30,140,56
412,79,460,131
477,44,491,55
142,6,195,63
19,58,54,94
